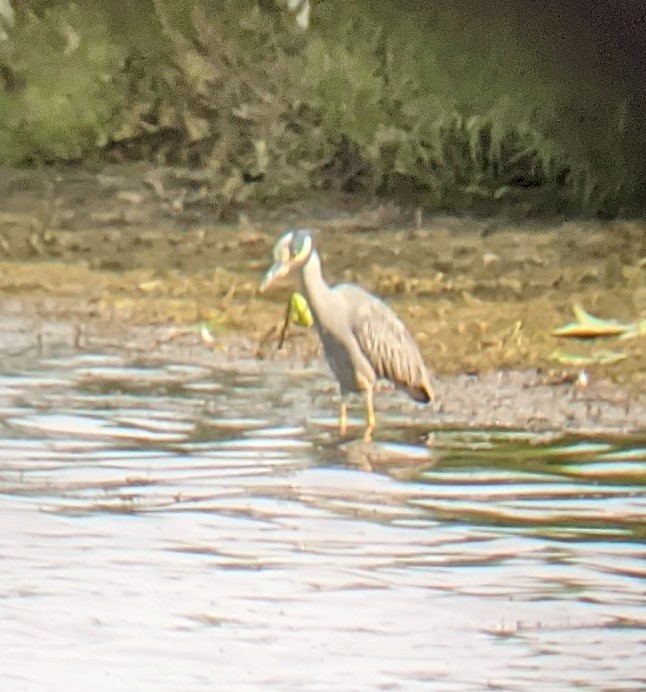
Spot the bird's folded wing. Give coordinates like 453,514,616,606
350,294,425,391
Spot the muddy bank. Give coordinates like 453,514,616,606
0,313,643,436
0,164,644,433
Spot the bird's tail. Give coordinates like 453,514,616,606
407,381,434,403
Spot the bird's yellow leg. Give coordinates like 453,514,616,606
363,388,375,442
339,400,348,437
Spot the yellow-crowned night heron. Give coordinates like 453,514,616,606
260,229,434,441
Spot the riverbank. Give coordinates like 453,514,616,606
0,165,644,434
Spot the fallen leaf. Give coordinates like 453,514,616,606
618,320,646,340
551,348,627,366
552,304,633,338
200,323,216,345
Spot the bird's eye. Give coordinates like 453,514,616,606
292,235,311,261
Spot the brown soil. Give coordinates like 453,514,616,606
0,164,644,433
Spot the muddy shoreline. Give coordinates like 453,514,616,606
0,311,643,437
0,164,644,435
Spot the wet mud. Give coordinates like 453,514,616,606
0,164,644,434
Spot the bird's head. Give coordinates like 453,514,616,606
259,229,314,292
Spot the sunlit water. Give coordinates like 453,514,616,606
0,347,644,691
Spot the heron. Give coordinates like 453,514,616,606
260,229,434,441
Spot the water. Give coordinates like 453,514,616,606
0,348,644,691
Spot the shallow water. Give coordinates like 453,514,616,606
0,347,644,691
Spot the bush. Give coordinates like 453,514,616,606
0,3,126,164
306,1,633,214
148,1,334,214
0,0,639,215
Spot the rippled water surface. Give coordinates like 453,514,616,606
1,347,644,691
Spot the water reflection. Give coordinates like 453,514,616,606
0,349,644,690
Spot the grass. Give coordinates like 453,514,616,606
0,0,639,215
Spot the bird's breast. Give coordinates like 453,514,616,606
318,326,374,394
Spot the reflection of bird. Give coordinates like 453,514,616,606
260,229,434,441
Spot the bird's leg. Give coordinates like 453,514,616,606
339,399,348,437
363,387,375,442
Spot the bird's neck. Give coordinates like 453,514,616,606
299,250,331,319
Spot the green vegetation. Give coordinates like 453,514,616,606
0,4,126,164
0,0,641,215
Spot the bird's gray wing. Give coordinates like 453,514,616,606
336,285,432,401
